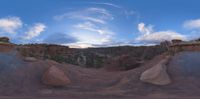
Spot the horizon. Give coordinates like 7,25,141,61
0,0,200,48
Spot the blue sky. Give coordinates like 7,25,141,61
0,0,200,48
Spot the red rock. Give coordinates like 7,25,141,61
140,56,171,85
42,66,71,86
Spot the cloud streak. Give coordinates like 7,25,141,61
54,7,113,24
54,7,116,48
74,22,113,35
88,2,122,9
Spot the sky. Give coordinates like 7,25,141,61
0,0,200,48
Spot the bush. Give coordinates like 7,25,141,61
51,55,65,63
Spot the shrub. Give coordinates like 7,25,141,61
51,55,65,63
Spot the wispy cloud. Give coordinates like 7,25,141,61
69,21,114,48
0,16,22,34
87,2,139,21
88,2,122,9
54,7,116,48
54,7,113,24
23,23,46,40
74,22,113,35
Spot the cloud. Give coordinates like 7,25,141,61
74,22,113,35
0,16,22,34
54,7,116,48
136,22,186,43
70,30,113,47
43,32,77,44
88,2,122,9
54,7,113,24
87,2,139,21
184,19,200,29
138,22,153,35
68,43,94,49
136,31,186,43
72,21,114,45
23,23,46,40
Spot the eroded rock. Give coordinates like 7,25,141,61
140,56,171,85
42,66,71,86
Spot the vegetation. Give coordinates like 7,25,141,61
51,55,66,63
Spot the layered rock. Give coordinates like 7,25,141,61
42,66,71,86
140,56,171,85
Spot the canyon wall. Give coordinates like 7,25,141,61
17,44,167,70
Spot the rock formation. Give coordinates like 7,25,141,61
140,56,171,85
42,66,71,86
0,37,10,43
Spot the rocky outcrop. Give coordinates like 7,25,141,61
42,66,71,86
0,37,10,43
140,56,171,85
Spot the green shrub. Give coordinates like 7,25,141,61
51,55,65,63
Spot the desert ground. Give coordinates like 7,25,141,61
0,40,200,99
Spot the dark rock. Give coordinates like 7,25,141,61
0,37,10,43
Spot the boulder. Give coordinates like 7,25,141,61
24,57,37,62
140,56,171,85
42,66,71,86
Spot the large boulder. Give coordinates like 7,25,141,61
140,56,171,85
42,66,71,86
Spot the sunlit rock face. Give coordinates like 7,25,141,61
170,52,200,77
140,56,171,85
